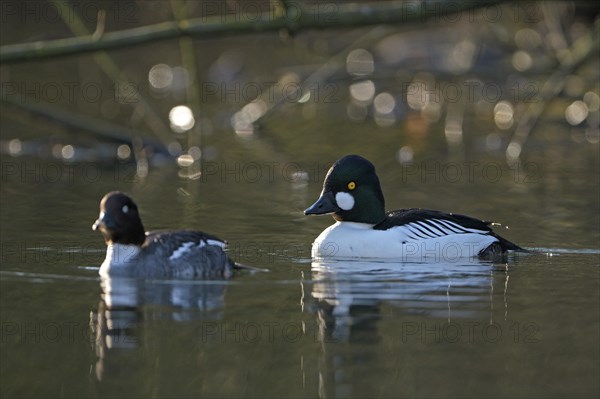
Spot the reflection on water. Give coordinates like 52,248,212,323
306,258,521,398
90,277,228,382
99,276,228,313
310,258,513,332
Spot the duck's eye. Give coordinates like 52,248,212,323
122,205,129,213
347,181,356,190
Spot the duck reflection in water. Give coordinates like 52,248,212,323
304,258,516,397
89,277,228,382
308,258,515,339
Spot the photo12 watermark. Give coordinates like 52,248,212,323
0,321,131,345
0,239,312,266
399,162,540,184
1,159,541,186
0,1,140,24
0,1,543,33
198,320,540,344
0,320,540,345
1,240,105,265
398,321,540,344
1,160,139,184
0,160,337,185
195,1,543,24
0,81,140,105
402,80,540,105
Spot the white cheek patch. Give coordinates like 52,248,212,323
335,192,355,211
122,205,129,213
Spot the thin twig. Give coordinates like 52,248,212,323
1,1,502,63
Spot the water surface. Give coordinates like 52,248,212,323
1,155,598,398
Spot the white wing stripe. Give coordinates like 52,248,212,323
206,239,226,249
405,226,429,239
169,242,194,260
432,220,470,235
411,222,439,238
433,219,465,234
397,218,490,241
437,219,488,234
418,220,447,236
415,221,446,237
438,219,468,234
446,219,487,234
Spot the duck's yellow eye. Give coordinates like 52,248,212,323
347,181,356,190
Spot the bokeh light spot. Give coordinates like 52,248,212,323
117,144,131,160
61,145,75,160
349,80,375,104
494,101,514,130
407,82,429,111
8,139,22,156
397,146,414,164
169,105,195,133
374,92,396,114
565,101,589,126
512,51,533,71
346,49,374,76
149,64,174,89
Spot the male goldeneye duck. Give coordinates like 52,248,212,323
92,191,234,279
304,155,523,260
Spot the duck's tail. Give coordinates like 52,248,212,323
486,222,526,252
497,235,526,252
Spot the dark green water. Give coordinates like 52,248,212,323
1,147,598,398
1,2,599,396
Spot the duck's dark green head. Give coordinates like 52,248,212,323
304,155,386,224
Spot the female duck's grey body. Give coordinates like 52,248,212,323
93,192,234,279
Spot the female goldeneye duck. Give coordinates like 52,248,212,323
92,191,234,279
304,155,523,260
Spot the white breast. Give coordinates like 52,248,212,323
311,221,498,261
99,243,141,277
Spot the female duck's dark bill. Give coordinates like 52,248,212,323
304,191,340,215
92,212,116,231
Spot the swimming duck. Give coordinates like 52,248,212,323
304,155,523,260
93,191,234,279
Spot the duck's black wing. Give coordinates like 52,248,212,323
142,230,234,278
374,208,522,251
145,230,227,248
